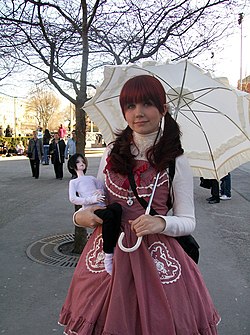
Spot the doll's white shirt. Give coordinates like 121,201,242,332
69,175,105,209
97,147,196,237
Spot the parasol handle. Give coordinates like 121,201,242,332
117,233,142,252
117,202,151,252
117,172,160,253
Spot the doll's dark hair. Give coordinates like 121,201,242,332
109,75,183,175
68,153,88,177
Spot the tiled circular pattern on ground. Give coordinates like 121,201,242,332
26,233,80,267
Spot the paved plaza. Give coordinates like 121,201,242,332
0,154,249,334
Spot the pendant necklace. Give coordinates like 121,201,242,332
127,189,134,206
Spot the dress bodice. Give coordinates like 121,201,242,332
104,160,170,225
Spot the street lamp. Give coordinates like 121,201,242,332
238,13,244,91
13,96,17,137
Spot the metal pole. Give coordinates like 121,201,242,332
238,13,244,90
14,96,17,137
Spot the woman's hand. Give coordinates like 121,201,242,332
129,215,165,237
74,206,104,229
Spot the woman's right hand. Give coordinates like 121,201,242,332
74,206,104,229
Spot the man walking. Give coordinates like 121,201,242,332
64,130,76,160
27,131,44,179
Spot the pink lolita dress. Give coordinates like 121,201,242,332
59,159,220,335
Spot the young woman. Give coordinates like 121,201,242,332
67,153,122,274
59,75,220,335
49,133,66,179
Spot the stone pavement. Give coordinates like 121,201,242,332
0,154,249,335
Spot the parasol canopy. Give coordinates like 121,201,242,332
84,60,250,180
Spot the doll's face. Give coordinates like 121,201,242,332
75,157,86,171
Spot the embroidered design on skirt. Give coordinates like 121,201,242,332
86,234,105,273
149,241,181,284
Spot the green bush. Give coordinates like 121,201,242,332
0,136,31,151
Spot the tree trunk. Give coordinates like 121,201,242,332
75,101,86,155
73,226,88,254
72,202,88,254
72,100,88,254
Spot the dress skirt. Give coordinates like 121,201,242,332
59,225,220,335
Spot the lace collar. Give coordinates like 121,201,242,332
131,130,161,160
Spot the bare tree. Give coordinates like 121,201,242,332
25,87,60,129
0,0,247,252
0,1,243,146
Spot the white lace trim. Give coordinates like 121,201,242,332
105,169,169,200
85,234,105,273
149,241,181,285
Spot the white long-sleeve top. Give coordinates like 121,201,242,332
97,147,196,237
69,175,105,209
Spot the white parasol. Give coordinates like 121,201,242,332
84,60,250,180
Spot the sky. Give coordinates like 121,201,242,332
210,11,250,88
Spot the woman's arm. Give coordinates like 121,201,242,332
129,155,195,238
159,155,196,236
73,206,104,229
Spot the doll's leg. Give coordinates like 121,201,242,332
105,203,122,248
95,203,122,274
95,204,122,253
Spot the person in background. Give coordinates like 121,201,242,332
206,179,220,204
59,75,220,334
2,141,9,155
65,130,77,178
58,124,67,139
5,125,12,137
95,133,103,146
16,140,25,155
37,126,43,139
49,132,66,180
64,130,77,160
42,128,51,165
6,143,15,157
27,131,43,179
220,173,231,200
